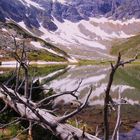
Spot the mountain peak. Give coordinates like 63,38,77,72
0,0,140,59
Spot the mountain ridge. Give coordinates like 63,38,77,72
1,0,140,30
0,0,140,59
0,21,78,63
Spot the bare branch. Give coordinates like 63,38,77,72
17,78,25,91
119,54,138,66
0,83,100,140
15,64,21,92
0,103,8,114
82,124,86,138
0,84,57,129
11,34,18,52
36,80,82,108
95,125,101,137
0,117,22,129
58,86,93,123
104,53,137,140
111,90,122,140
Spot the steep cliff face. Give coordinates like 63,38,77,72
0,0,140,31
0,0,140,59
110,0,140,19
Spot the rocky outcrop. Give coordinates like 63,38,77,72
0,0,140,32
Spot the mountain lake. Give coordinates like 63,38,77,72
0,64,140,140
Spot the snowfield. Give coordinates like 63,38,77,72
39,17,140,54
30,41,60,56
17,17,140,59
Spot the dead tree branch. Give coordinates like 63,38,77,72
58,86,92,123
104,53,137,140
0,103,8,114
0,117,22,129
36,80,82,108
0,83,100,140
111,90,121,140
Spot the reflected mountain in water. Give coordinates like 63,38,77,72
0,64,140,138
119,122,140,140
37,65,140,107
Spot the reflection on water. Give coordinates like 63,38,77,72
0,64,140,139
119,122,140,140
41,64,140,138
1,64,140,106
39,65,140,107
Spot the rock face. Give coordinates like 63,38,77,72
0,0,140,59
110,0,140,19
0,0,140,31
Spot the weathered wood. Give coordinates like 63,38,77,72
0,84,100,140
111,91,121,140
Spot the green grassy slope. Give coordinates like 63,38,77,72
28,50,66,62
110,34,140,58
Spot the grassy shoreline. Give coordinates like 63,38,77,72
1,59,140,67
78,59,140,65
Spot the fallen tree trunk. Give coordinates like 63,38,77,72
0,84,100,140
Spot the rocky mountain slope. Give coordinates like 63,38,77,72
0,0,140,59
0,21,77,63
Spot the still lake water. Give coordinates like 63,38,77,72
41,65,140,106
0,64,140,139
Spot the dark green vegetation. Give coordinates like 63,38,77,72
30,65,67,77
78,59,114,65
0,119,59,140
114,65,140,89
113,65,140,101
0,65,67,83
111,34,140,58
28,51,66,62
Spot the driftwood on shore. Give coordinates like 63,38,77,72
0,35,101,140
0,35,138,140
0,84,100,140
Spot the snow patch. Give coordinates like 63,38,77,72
40,19,106,50
38,69,65,83
15,37,21,41
39,17,137,51
30,61,66,65
30,41,63,56
67,57,78,63
1,61,19,68
112,85,135,93
18,0,45,10
47,74,106,92
18,21,33,35
1,28,8,32
82,74,106,86
89,17,140,25
31,41,44,49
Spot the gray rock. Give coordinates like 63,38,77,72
0,0,139,31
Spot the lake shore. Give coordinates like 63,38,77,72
0,60,68,68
